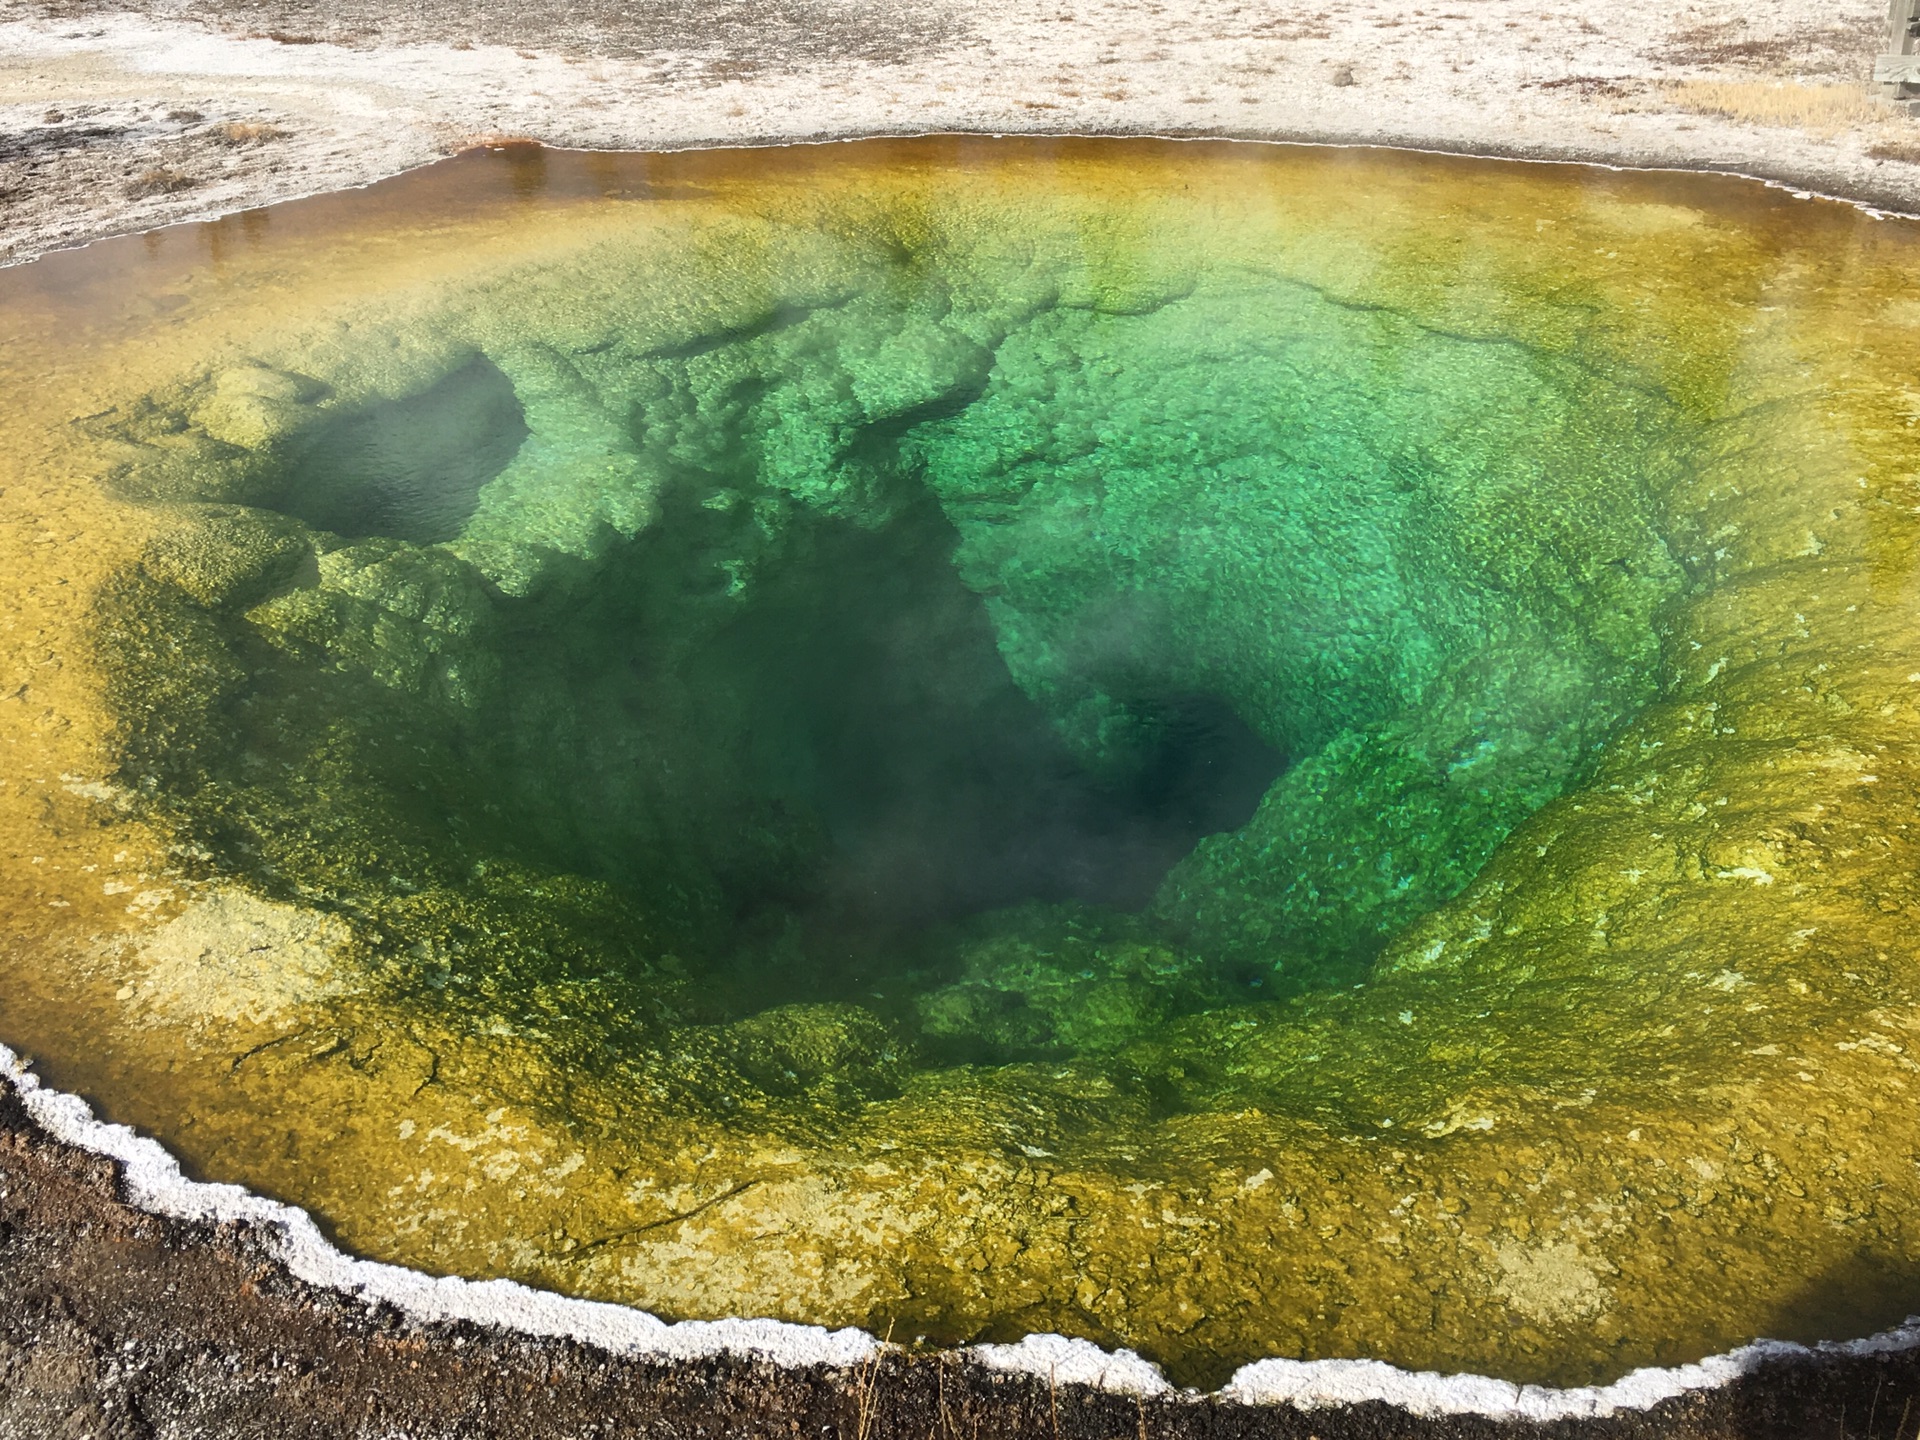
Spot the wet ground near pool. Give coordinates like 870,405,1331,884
0,138,1918,1388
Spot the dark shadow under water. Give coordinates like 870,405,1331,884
488,483,1284,1006
274,356,528,544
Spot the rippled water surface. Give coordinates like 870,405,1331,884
2,139,1918,1385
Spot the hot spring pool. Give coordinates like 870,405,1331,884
1,137,1918,1388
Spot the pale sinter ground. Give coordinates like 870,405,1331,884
0,0,1915,264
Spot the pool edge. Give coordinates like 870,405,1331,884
5,1039,1916,1426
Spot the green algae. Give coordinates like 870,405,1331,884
5,139,1920,1387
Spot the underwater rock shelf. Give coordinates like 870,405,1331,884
0,137,1917,1391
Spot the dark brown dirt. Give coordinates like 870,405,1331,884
3,1074,1920,1439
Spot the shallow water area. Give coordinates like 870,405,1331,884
2,138,1920,1389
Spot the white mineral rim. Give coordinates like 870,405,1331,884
5,1041,1917,1420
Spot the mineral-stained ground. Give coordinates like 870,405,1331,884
2,135,1920,1415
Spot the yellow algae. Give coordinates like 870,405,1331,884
127,886,358,1026
0,140,1915,1389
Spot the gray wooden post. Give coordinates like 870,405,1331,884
1879,0,1920,110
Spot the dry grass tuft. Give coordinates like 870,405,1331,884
1536,75,1641,99
126,166,195,197
1869,139,1920,165
850,1321,893,1440
1248,18,1330,39
1664,80,1880,133
1659,18,1883,78
211,121,288,146
702,57,761,83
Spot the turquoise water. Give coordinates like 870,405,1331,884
104,190,1682,1061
